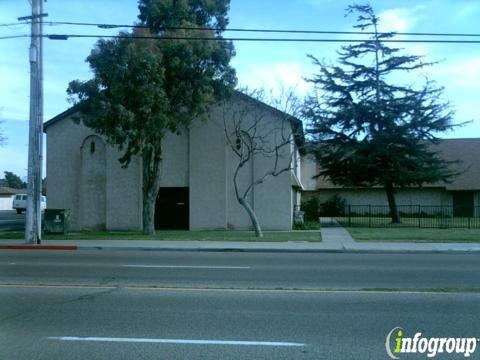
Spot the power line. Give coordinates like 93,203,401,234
0,21,30,27
1,20,480,38
0,35,29,40
40,21,480,38
3,33,480,44
35,34,480,44
43,20,147,29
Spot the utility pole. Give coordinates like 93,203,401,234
21,0,47,244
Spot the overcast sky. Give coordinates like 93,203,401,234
1,0,479,178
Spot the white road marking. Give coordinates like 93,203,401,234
122,265,251,269
48,336,304,347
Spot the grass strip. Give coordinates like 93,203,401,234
0,230,321,242
347,227,480,242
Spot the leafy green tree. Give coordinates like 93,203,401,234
68,0,236,234
303,4,459,223
300,197,320,222
1,171,27,189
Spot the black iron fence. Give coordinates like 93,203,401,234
320,205,480,229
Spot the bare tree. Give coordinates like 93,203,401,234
220,89,301,237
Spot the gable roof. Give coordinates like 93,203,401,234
43,105,79,131
233,91,305,153
43,91,305,151
435,138,480,191
313,138,480,191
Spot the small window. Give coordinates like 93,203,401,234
90,141,96,154
22,195,27,200
15,195,21,200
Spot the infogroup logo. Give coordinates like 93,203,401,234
385,327,478,359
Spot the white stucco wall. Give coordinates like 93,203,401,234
188,113,228,230
226,141,254,230
79,135,107,230
252,125,292,230
188,96,294,231
46,118,143,231
46,117,94,230
300,154,318,192
0,196,14,211
160,130,189,187
46,94,297,231
105,147,143,231
315,188,452,207
208,96,294,231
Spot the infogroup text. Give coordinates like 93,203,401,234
386,327,478,359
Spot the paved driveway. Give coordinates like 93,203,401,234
0,210,25,231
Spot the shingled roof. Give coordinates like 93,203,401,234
314,138,480,191
0,187,25,196
435,138,480,190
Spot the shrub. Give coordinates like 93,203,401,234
293,221,321,230
320,194,346,216
301,197,320,222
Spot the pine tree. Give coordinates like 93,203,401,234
303,4,459,223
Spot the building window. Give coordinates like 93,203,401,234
90,141,95,154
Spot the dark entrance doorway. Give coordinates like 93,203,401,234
155,187,189,229
452,191,474,217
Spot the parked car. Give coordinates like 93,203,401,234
12,194,46,214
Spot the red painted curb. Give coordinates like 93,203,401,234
0,245,77,250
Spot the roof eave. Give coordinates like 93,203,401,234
43,106,78,132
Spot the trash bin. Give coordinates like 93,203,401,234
293,210,305,225
44,209,69,234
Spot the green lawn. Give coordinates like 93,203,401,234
347,227,480,242
0,230,321,242
293,221,321,230
336,216,480,228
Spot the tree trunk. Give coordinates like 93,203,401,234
142,190,157,235
385,181,401,224
238,198,263,238
142,147,162,235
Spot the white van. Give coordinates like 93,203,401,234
12,194,47,214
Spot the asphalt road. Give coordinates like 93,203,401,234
1,250,479,290
1,250,480,359
0,210,25,231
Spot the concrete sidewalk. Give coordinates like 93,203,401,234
1,227,480,253
0,238,338,253
320,227,480,253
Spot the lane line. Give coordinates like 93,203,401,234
47,336,304,347
122,265,251,269
0,283,475,295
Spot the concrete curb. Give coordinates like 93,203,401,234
2,242,480,254
74,245,346,253
70,245,480,254
342,249,480,255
